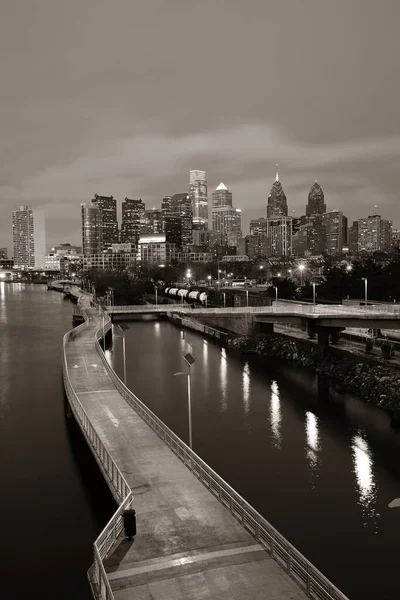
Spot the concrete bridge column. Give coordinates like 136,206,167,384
317,329,330,347
256,322,274,334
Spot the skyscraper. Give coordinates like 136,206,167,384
189,170,208,229
306,181,326,217
358,215,392,252
161,193,193,249
211,183,241,247
212,182,233,208
266,217,292,256
121,198,145,244
12,205,46,269
81,204,102,255
91,194,118,250
141,209,164,235
323,210,347,255
267,165,288,218
348,221,359,253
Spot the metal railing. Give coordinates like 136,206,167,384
95,332,350,600
62,306,133,600
106,303,400,318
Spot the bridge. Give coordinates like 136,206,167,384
107,303,400,345
62,291,349,600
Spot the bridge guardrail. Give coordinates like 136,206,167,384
63,304,133,600
95,330,350,600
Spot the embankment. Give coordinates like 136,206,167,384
228,332,400,419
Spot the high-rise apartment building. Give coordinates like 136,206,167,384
12,205,46,269
91,194,118,250
121,198,145,244
212,182,233,208
267,166,288,218
358,214,392,252
323,210,347,255
81,204,102,255
306,181,326,217
189,170,208,229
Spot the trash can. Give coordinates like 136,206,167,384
123,509,136,540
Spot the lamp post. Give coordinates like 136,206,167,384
362,277,368,309
273,286,278,302
312,282,318,305
218,269,222,286
119,323,129,385
155,285,158,305
246,289,249,307
222,292,226,308
207,274,212,287
298,264,305,286
173,352,195,449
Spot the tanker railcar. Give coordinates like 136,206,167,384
164,287,207,306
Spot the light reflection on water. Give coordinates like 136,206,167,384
270,380,282,449
352,432,379,530
306,411,321,475
220,347,227,412
242,362,250,420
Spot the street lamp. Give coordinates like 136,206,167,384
155,285,158,305
298,264,305,286
246,289,249,307
312,282,319,305
207,274,212,286
259,265,264,285
362,277,368,309
173,352,195,449
222,292,226,308
119,323,129,385
273,286,278,302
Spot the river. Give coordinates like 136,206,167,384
0,283,116,600
108,317,400,600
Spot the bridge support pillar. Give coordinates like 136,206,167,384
306,319,317,340
317,330,330,347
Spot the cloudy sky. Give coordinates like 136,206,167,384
1,0,400,251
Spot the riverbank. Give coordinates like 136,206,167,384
227,331,400,420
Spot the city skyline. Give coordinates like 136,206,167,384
1,1,400,250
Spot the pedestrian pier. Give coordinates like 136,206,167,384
62,294,349,600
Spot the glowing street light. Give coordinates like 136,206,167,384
119,323,129,385
273,286,278,302
346,264,352,272
298,263,306,286
222,292,226,308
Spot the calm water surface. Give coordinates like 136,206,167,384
0,284,116,600
109,318,400,600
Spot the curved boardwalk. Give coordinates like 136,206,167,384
64,303,335,600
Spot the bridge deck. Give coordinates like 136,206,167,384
65,309,307,600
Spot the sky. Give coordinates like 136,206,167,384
1,0,400,252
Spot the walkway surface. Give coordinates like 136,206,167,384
65,308,308,600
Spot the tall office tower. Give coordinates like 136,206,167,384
322,210,347,255
267,165,288,218
81,204,102,255
266,217,292,256
306,214,326,255
141,209,164,235
121,198,145,244
12,205,46,269
358,214,392,252
249,217,268,258
162,193,193,248
165,214,182,247
91,194,118,250
306,181,326,217
161,195,173,229
189,170,208,229
348,221,359,254
212,182,233,208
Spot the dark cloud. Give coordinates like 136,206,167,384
0,0,399,249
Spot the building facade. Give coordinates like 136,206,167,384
12,205,46,269
91,194,118,250
323,210,347,255
189,170,208,229
138,234,176,264
121,198,145,245
358,215,392,252
81,204,102,255
212,182,233,208
266,216,292,256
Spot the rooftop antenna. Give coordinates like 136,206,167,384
275,164,279,182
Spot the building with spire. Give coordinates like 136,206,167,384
212,182,233,208
267,165,288,218
306,181,326,217
189,170,208,229
266,166,291,256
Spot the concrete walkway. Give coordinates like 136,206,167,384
65,309,308,600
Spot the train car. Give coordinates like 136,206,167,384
188,291,201,301
199,292,207,304
177,289,189,298
168,288,179,296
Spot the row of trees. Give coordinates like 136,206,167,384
82,250,400,305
